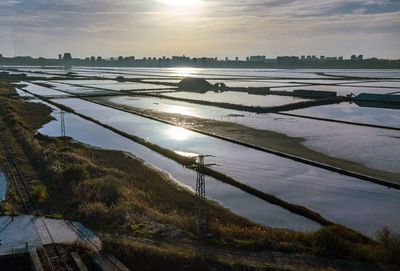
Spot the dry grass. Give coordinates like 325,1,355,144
0,82,17,95
102,236,281,271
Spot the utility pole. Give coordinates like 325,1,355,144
188,155,216,238
56,111,66,137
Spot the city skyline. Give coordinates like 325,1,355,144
0,0,399,58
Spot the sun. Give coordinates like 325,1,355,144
160,0,201,7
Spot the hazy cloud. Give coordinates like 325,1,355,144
0,0,399,58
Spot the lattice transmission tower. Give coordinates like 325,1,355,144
189,155,216,238
56,111,66,137
195,155,207,237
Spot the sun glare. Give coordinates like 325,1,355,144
165,126,193,141
172,67,198,77
161,0,201,7
169,105,193,116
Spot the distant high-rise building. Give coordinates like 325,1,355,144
63,53,72,61
248,55,266,62
277,56,299,63
325,56,338,61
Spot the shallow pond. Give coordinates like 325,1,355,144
104,95,400,173
163,91,311,107
43,97,400,236
37,107,320,232
287,103,400,128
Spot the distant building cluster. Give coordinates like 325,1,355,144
53,52,364,64
0,52,397,68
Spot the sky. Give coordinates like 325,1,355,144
0,0,399,59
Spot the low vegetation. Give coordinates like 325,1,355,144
0,82,399,269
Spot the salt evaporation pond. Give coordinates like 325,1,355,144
45,82,111,94
40,97,400,236
51,80,174,91
207,80,307,88
287,103,400,128
103,95,400,172
272,85,396,95
22,83,400,173
23,82,73,97
341,81,400,88
163,91,311,107
321,70,400,79
63,67,332,79
36,105,320,232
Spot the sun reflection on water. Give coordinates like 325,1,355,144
169,105,193,116
172,67,199,77
165,126,193,140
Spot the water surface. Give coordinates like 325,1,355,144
45,97,400,236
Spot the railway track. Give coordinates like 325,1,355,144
0,133,128,270
0,134,73,271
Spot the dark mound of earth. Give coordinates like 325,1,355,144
178,77,213,92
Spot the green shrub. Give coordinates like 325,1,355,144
312,225,369,257
62,164,89,184
375,227,400,264
31,184,48,203
99,176,123,206
130,224,153,238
